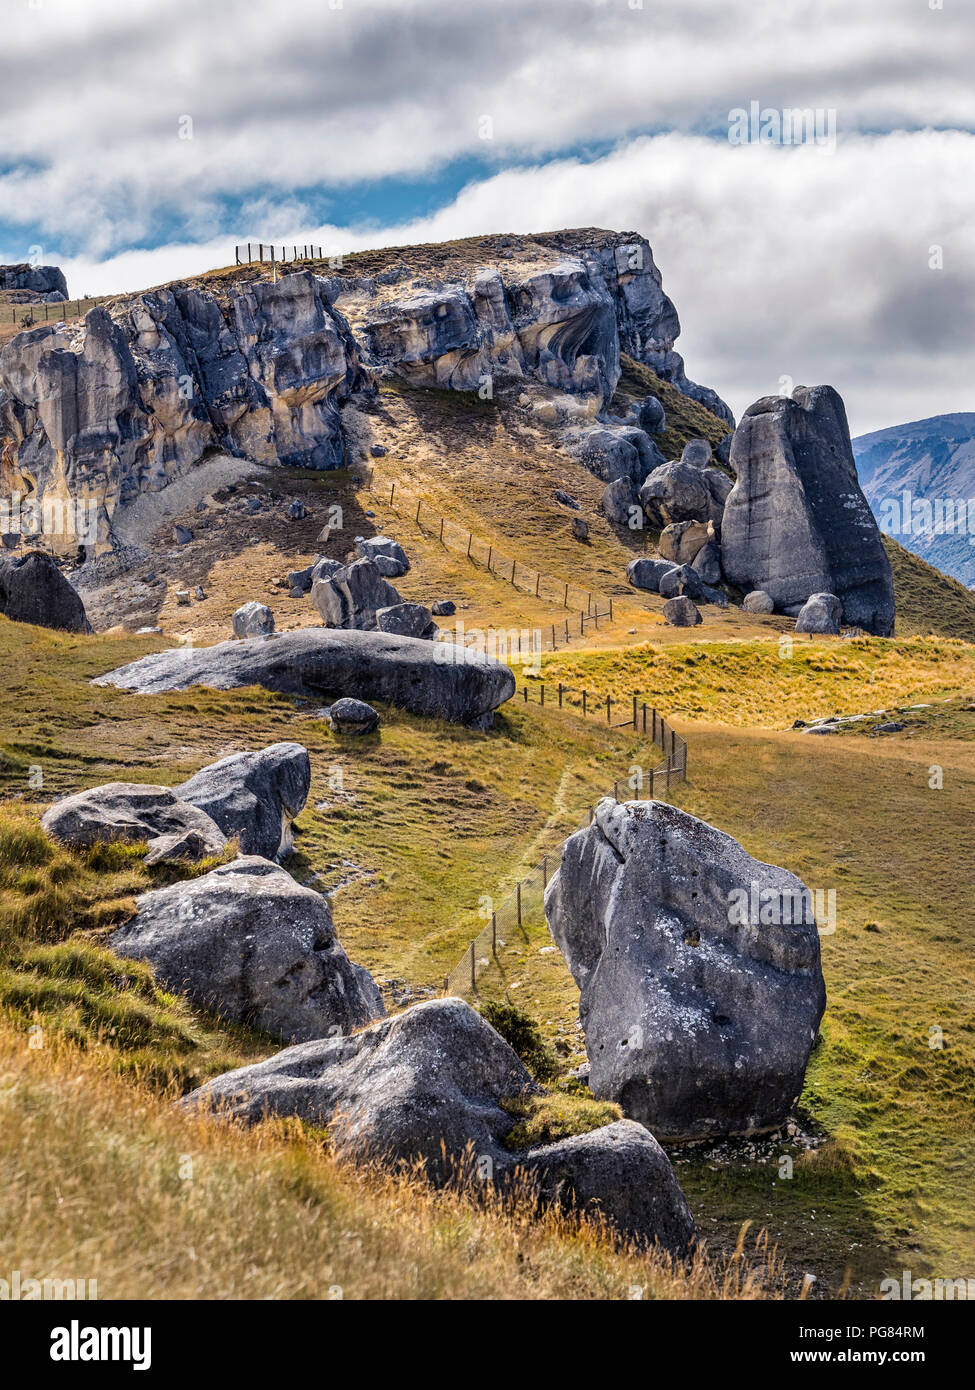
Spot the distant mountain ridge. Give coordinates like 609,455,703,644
853,413,975,586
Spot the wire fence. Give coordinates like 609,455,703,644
2,297,103,327
363,465,619,650
234,243,326,265
444,688,687,996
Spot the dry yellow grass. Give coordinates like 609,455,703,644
0,1017,793,1301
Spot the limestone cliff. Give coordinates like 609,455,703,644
0,229,728,552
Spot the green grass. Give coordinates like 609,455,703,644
611,354,732,462
540,635,975,728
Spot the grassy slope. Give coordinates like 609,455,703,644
885,536,975,642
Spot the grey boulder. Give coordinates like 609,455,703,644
545,800,826,1141
680,439,713,467
175,742,311,860
109,855,383,1043
0,551,91,633
287,556,342,595
184,997,694,1254
601,477,640,527
41,783,227,862
625,557,677,593
692,539,723,586
663,596,702,627
93,625,515,728
795,592,843,635
375,602,437,640
354,535,410,577
328,698,380,734
720,386,895,635
232,601,274,639
637,395,666,435
658,564,705,601
639,461,710,529
743,590,775,614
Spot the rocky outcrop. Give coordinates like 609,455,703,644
310,557,404,629
721,386,895,635
0,273,366,552
0,263,68,301
109,855,383,1043
0,551,90,632
625,557,677,593
563,423,666,484
184,997,695,1253
545,799,826,1142
354,535,409,577
41,783,227,862
174,743,310,860
93,626,516,727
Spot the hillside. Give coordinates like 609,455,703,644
2,232,974,1305
854,414,975,586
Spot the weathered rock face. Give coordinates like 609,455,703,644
93,625,516,728
174,743,310,860
184,997,695,1253
0,273,366,552
658,520,710,565
795,592,843,635
721,386,895,635
311,557,403,630
0,551,90,631
0,263,68,300
563,423,666,484
41,783,227,862
658,563,704,601
545,799,826,1142
109,855,383,1044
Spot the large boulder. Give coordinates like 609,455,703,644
637,395,666,435
41,783,227,862
375,602,437,640
109,855,383,1043
680,439,712,467
0,552,90,632
721,386,895,635
658,520,710,565
93,626,516,728
545,799,826,1141
691,539,722,586
184,997,695,1254
625,557,677,593
563,425,664,485
795,592,843,635
232,601,274,639
743,589,775,614
174,743,311,860
639,461,711,529
354,535,409,577
310,557,403,630
662,596,702,627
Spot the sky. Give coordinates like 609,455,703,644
1,0,972,436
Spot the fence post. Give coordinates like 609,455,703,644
235,245,240,265
563,583,569,606
389,482,395,505
540,684,545,706
582,690,587,717
564,619,569,644
607,695,612,724
610,599,614,621
614,780,619,801
542,855,549,889
632,695,638,728
415,499,421,524
470,942,475,991
535,573,540,597
511,559,516,584
467,533,473,558
439,518,444,544
247,243,252,263
558,683,563,708
551,624,556,650
491,912,497,956
642,702,647,733
665,761,671,796
516,882,522,927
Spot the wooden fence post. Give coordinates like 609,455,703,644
491,913,497,956
516,882,522,927
470,943,476,991
632,695,638,728
439,518,444,544
558,683,563,708
582,690,587,717
607,695,612,724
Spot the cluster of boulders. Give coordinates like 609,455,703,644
545,799,827,1142
183,997,696,1256
0,263,68,302
624,385,895,634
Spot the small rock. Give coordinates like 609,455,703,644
663,596,702,627
555,489,580,510
571,517,590,542
370,444,386,458
329,698,380,735
431,599,456,616
743,590,775,614
173,525,193,545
